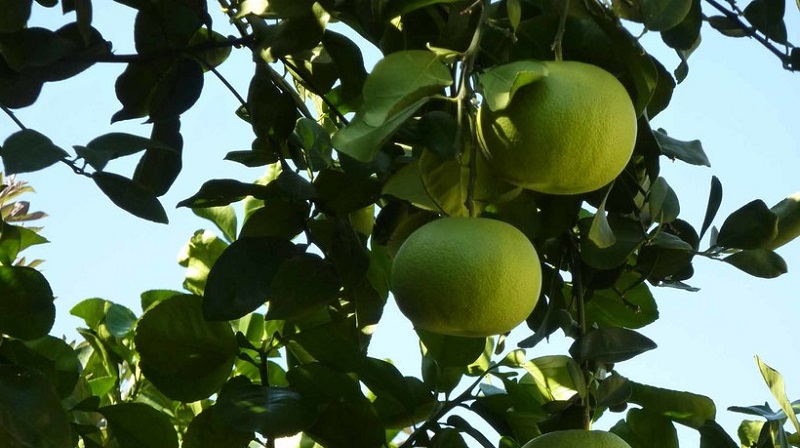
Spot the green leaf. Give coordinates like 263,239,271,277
177,230,229,295
177,179,274,208
628,380,716,428
569,327,657,363
612,408,679,448
756,356,800,434
478,60,548,111
293,117,333,171
135,294,237,402
766,191,800,249
382,160,441,212
239,198,309,240
723,249,787,278
640,0,692,31
92,171,168,223
521,355,587,402
247,64,299,145
133,118,184,197
183,405,254,448
189,29,233,71
0,336,81,399
100,402,178,448
744,0,787,43
0,0,32,32
74,132,176,171
332,96,429,163
266,253,341,320
583,275,659,329
417,329,486,367
193,206,238,242
661,0,701,50
0,364,72,448
383,0,461,18
0,221,22,265
0,27,76,71
653,128,710,167
321,31,367,104
203,236,299,321
580,214,645,270
707,15,749,37
590,198,616,249
140,289,183,312
649,177,680,224
700,176,723,240
112,57,204,122
360,50,452,127
313,169,382,214
716,200,778,249
699,420,738,448
596,372,633,407
216,381,317,438
0,266,55,340
1,129,68,174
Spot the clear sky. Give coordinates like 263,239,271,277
3,2,800,446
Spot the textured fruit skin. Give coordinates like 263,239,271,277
477,61,637,195
390,217,541,337
522,430,632,448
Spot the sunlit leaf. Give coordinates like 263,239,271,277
478,60,548,111
756,356,800,434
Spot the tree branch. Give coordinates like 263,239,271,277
703,0,794,70
82,35,254,64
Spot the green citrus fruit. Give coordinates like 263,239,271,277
390,217,541,337
522,430,632,448
477,60,637,195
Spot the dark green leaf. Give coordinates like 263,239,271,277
133,2,202,54
0,266,55,340
193,206,238,242
699,420,739,448
653,128,710,167
612,408,679,448
217,381,317,438
0,27,76,71
569,327,657,363
700,176,723,240
266,253,341,320
257,12,326,62
0,364,72,448
628,380,716,428
723,249,787,278
321,31,367,103
583,275,659,329
716,200,778,249
0,0,32,32
313,169,382,214
112,57,204,123
178,179,274,208
1,129,68,174
1,336,81,399
105,303,138,338
183,405,254,448
92,172,168,223
135,294,237,402
580,214,646,270
133,118,184,197
596,372,633,407
247,64,298,144
140,289,183,313
744,0,787,43
100,402,178,448
75,132,176,171
239,198,309,240
293,117,333,171
189,29,233,71
203,236,298,321
224,149,279,167
707,15,749,37
649,177,680,223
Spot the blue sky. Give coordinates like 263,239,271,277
3,2,800,446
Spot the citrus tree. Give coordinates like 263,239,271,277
2,0,800,447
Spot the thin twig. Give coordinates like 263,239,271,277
1,105,26,131
703,0,793,69
552,0,570,61
80,35,253,64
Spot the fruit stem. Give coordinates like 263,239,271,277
567,232,592,430
551,0,570,62
456,0,490,217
